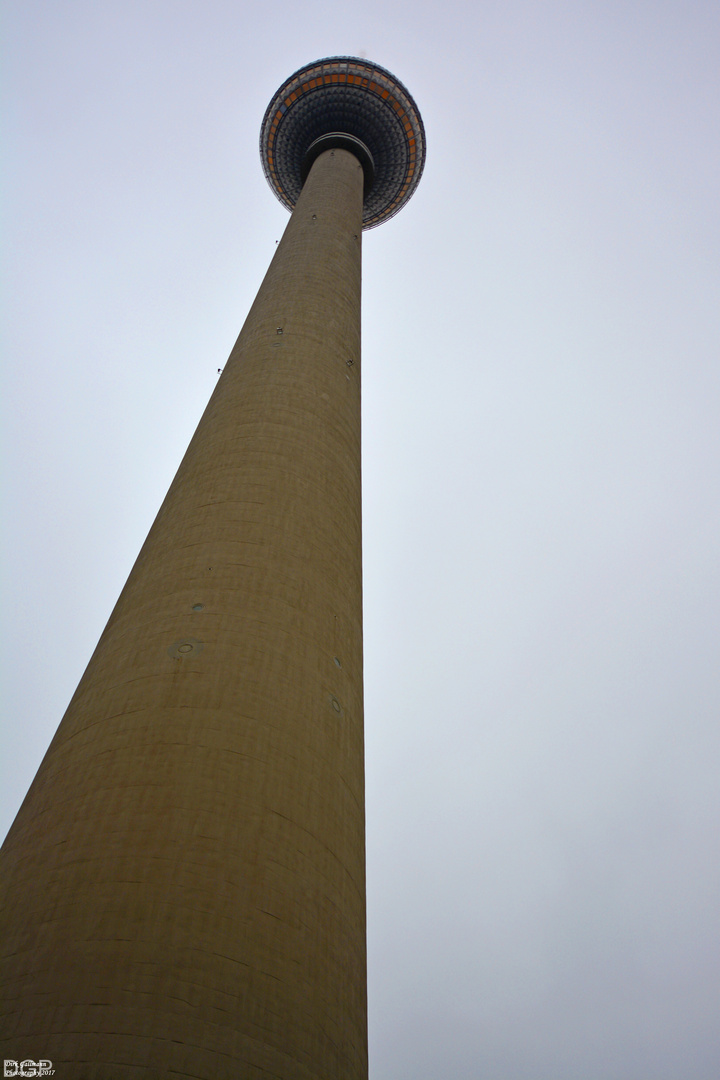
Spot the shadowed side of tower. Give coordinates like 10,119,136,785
0,148,366,1079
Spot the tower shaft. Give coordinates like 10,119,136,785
1,148,367,1079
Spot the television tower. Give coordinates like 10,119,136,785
0,57,425,1079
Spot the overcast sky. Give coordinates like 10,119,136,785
3,2,719,1078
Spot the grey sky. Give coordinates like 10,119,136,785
3,2,719,1077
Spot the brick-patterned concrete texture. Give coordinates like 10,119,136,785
0,58,425,1079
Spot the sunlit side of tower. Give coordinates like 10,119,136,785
0,57,424,1079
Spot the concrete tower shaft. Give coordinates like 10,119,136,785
0,148,367,1079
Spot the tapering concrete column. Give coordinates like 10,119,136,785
0,146,367,1080
2,51,426,1080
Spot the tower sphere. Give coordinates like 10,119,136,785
260,56,426,229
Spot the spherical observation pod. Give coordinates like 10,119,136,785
260,56,426,229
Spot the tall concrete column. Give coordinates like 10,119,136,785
2,53,425,1080
1,147,367,1079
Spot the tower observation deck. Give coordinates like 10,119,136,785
261,56,425,228
0,58,425,1080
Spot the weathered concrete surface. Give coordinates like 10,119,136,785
0,148,367,1079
